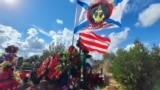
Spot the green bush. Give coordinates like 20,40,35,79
112,40,160,90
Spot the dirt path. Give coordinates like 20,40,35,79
101,73,123,90
99,60,124,90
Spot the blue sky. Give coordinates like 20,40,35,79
0,0,160,59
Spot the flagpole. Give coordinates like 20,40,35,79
72,32,74,45
82,52,87,90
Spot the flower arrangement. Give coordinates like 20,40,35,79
0,45,19,90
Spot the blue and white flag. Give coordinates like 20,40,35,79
74,0,128,33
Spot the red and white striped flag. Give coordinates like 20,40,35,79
79,32,111,54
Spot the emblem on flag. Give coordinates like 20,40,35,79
87,0,112,27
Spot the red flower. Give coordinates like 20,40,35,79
20,71,30,80
0,70,10,80
0,79,19,89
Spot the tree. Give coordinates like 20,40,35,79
149,44,160,89
40,42,65,61
112,40,160,90
103,52,116,60
40,50,50,62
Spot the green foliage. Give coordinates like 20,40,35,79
112,40,160,90
40,42,65,62
27,55,39,63
103,52,116,60
153,82,160,90
40,50,50,62
20,62,34,70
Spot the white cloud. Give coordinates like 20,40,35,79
49,28,78,49
19,28,45,57
39,29,50,36
56,19,63,25
27,28,38,36
69,0,75,3
31,25,50,37
124,44,135,51
108,27,130,53
0,24,45,58
124,42,151,52
125,0,152,13
0,24,21,48
49,30,57,37
136,3,160,27
89,52,103,60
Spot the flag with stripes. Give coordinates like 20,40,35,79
74,0,128,33
79,32,111,54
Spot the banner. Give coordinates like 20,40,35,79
74,0,128,33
